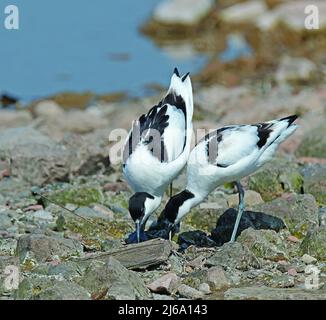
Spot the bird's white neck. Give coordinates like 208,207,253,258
174,190,205,225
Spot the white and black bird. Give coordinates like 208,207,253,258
162,115,298,242
123,68,193,242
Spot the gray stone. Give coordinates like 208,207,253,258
206,242,261,271
16,234,83,263
15,275,90,300
0,127,72,185
301,164,326,206
300,227,326,261
77,257,151,300
252,194,319,239
177,284,204,299
147,273,179,294
248,158,303,202
237,228,289,262
0,238,17,256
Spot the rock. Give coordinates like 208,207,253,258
37,109,108,140
0,238,17,256
0,110,32,129
296,125,326,158
43,186,104,207
147,273,179,294
77,257,151,300
16,234,83,263
206,242,261,271
225,286,326,300
300,227,326,261
227,190,264,208
33,100,64,118
220,0,268,23
301,164,326,205
301,254,317,265
15,275,90,300
211,209,285,245
248,158,303,201
252,194,319,239
0,212,13,230
31,210,54,222
256,1,326,31
237,228,289,262
205,266,231,291
153,0,214,25
178,231,217,250
177,284,204,299
195,85,249,117
265,274,295,288
74,206,114,221
0,127,72,185
61,131,111,176
198,283,211,294
275,56,317,84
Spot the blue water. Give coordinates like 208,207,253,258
0,0,208,102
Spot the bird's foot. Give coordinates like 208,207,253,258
125,230,148,244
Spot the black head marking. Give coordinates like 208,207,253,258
129,192,154,222
163,190,194,223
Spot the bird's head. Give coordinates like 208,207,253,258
129,192,161,242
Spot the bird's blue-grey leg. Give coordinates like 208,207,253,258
169,183,173,198
136,220,141,243
230,181,245,242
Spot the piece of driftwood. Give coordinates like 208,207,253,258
77,238,173,270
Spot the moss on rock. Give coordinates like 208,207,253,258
248,158,303,201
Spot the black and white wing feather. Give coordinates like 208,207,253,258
202,115,298,168
123,70,192,164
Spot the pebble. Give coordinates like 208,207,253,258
198,283,211,294
301,254,317,265
177,284,204,300
147,273,179,294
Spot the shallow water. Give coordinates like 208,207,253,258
1,0,208,102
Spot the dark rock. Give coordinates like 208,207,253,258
211,209,286,246
178,230,217,251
